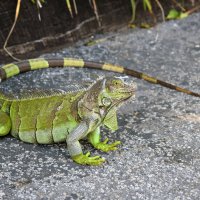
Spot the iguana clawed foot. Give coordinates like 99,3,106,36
94,138,121,152
72,152,105,165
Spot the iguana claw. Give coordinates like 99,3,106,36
94,138,121,152
72,152,105,165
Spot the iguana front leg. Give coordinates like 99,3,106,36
88,127,121,152
0,110,11,136
67,122,105,165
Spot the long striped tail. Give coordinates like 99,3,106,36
0,57,200,98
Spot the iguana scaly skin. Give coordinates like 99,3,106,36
0,58,200,165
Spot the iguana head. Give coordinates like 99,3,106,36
77,77,136,130
97,77,136,109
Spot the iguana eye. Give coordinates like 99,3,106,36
113,80,119,85
112,79,123,87
102,97,112,107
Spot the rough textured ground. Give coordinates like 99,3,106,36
1,13,200,200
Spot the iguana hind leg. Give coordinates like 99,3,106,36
0,110,11,136
67,122,105,165
88,127,121,152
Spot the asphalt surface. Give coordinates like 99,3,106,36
1,13,200,200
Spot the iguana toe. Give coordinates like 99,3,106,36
72,153,105,165
94,138,121,152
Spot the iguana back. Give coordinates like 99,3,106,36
1,89,84,144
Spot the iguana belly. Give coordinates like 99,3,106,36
9,95,79,144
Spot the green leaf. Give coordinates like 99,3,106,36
179,12,189,19
128,24,137,29
143,0,152,13
130,0,136,23
140,22,151,29
166,9,180,19
66,0,73,18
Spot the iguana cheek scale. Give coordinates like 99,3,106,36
0,58,200,166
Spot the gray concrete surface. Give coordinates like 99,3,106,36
1,13,200,200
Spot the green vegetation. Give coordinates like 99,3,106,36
3,0,200,60
129,0,200,26
30,1,200,24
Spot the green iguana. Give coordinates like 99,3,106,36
0,58,199,165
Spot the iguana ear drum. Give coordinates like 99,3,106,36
102,97,112,107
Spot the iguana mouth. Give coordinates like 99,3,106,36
120,82,137,94
113,93,135,108
118,88,136,99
